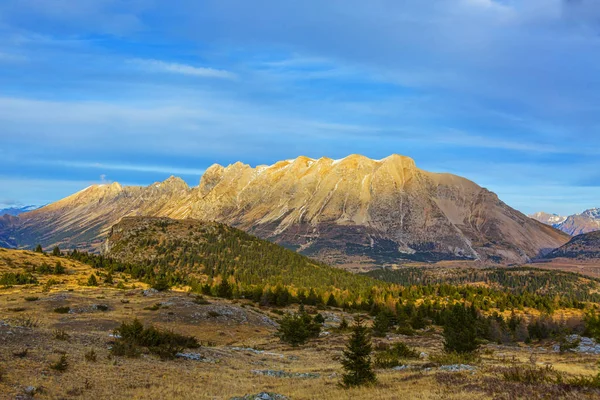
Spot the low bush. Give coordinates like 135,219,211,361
53,306,70,314
0,272,38,286
54,329,70,341
111,318,199,360
430,351,479,366
374,341,419,368
24,296,39,302
501,364,561,385
50,354,69,372
85,349,97,362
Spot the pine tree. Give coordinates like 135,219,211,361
443,304,479,354
326,293,338,307
53,261,65,275
87,273,99,287
52,246,61,257
372,311,390,337
35,244,44,253
340,315,376,387
104,272,114,285
217,278,233,299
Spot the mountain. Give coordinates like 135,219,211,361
529,212,567,227
530,208,600,236
0,154,569,266
544,230,600,260
0,205,40,216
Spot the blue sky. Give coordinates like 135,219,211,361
1,0,599,215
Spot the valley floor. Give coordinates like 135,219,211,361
1,286,600,400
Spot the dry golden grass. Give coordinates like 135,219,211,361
1,248,600,399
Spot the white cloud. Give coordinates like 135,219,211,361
128,58,236,79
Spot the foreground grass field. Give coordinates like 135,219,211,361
1,249,600,399
1,285,600,400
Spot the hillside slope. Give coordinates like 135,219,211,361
103,216,378,294
545,231,600,260
1,154,569,266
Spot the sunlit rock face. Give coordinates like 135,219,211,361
3,154,569,267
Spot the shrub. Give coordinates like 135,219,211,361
85,349,97,362
53,261,65,274
430,351,479,366
152,276,171,291
54,329,70,341
0,272,38,286
277,310,321,346
374,341,419,369
111,318,199,360
24,296,39,302
54,306,70,314
95,304,109,312
193,296,210,305
12,349,28,358
502,364,560,385
339,317,349,330
396,325,416,336
50,354,69,372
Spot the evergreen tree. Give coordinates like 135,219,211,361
341,315,376,387
339,317,349,331
53,261,65,275
104,272,114,285
443,304,479,354
35,244,44,253
372,311,391,337
217,278,233,299
277,312,311,346
326,293,338,307
52,246,61,257
87,273,99,287
152,276,170,291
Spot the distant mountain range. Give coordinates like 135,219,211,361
0,205,40,216
0,154,569,267
529,208,600,236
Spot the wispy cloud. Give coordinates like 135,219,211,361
128,58,236,79
46,160,206,177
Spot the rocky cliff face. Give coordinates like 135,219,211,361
1,154,570,266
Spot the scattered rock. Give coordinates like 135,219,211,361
143,288,159,297
230,392,288,400
439,364,477,372
393,365,410,371
251,370,320,379
175,353,217,363
23,386,37,395
554,335,600,355
419,352,428,359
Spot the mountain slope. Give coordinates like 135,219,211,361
544,231,600,260
1,154,569,266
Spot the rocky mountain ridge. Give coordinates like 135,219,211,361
0,154,569,267
530,208,600,236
